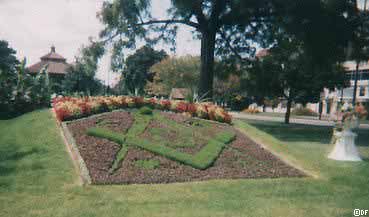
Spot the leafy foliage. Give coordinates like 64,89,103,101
138,106,153,115
98,0,356,97
1,47,51,119
62,41,105,96
62,67,104,96
0,40,19,117
145,56,200,96
116,46,167,95
246,34,347,123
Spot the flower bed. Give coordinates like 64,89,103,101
52,96,232,124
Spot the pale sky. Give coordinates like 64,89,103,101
0,0,201,85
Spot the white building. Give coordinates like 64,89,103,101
307,60,369,116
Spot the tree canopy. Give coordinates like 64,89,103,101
117,45,167,95
0,40,19,73
98,0,355,98
62,41,105,95
145,55,200,96
247,34,347,124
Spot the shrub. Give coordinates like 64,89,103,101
53,96,232,124
291,107,318,116
187,103,197,116
139,106,153,115
196,104,209,119
242,108,260,114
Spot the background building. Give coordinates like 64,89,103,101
27,46,72,93
307,60,369,116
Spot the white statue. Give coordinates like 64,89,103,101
328,102,366,162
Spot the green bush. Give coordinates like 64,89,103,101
138,106,153,115
88,126,236,170
291,107,318,117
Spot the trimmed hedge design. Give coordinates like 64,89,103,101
87,111,235,170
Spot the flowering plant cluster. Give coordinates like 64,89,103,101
340,102,368,121
53,96,232,123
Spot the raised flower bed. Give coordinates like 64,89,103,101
52,96,232,123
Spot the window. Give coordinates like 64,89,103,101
359,87,366,97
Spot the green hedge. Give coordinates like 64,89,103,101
87,127,235,170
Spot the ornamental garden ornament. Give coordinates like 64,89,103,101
328,102,367,161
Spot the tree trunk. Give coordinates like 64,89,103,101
198,30,216,99
352,62,359,105
285,98,292,124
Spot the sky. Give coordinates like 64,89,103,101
0,0,201,86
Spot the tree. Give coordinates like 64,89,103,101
247,35,347,124
118,45,167,95
62,41,105,95
145,56,200,96
98,0,355,98
98,0,277,98
0,40,19,73
0,40,19,117
62,66,105,96
347,0,369,105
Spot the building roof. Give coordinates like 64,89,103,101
255,49,269,58
343,60,369,71
170,88,191,100
27,46,71,75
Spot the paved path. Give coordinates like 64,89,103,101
230,112,369,129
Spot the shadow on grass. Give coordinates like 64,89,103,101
0,142,44,189
245,120,369,147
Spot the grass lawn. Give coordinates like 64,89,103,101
1,109,368,217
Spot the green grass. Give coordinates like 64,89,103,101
138,106,153,115
134,159,160,169
1,109,368,217
150,114,214,148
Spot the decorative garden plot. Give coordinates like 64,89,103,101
64,109,305,185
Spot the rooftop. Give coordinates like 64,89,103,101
27,46,72,75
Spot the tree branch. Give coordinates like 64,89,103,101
219,29,248,62
191,1,207,29
135,19,200,29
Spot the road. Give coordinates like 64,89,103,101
230,112,369,129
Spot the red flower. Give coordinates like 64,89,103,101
160,100,171,110
187,103,197,116
176,102,188,113
55,108,71,121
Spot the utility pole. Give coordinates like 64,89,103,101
352,62,359,105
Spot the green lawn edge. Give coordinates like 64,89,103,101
233,119,320,178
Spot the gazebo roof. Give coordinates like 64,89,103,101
27,46,71,75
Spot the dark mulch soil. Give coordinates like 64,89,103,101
67,111,305,185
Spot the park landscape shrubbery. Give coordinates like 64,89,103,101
53,96,232,124
291,107,318,117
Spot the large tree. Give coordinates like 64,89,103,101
98,0,355,98
247,35,347,124
0,40,19,117
63,41,105,95
118,45,167,95
347,0,369,104
145,55,200,96
98,0,273,98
